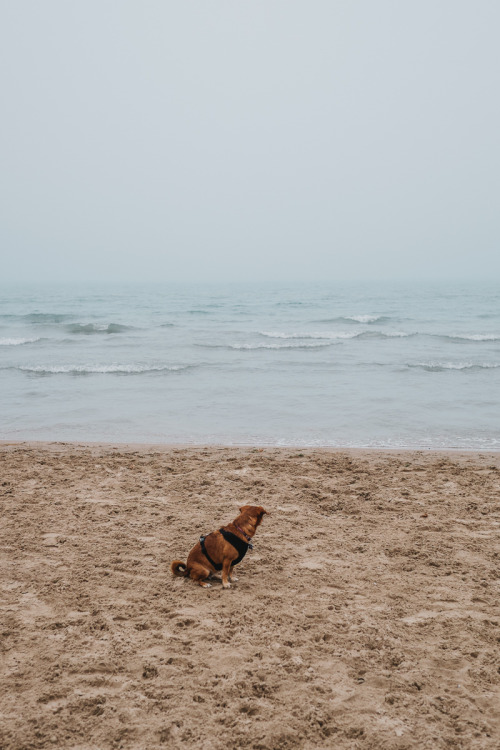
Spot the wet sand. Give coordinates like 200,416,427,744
1,443,500,749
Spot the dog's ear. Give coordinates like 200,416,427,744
239,505,251,514
253,506,269,526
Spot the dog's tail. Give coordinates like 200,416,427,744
170,560,189,577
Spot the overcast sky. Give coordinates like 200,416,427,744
1,1,499,284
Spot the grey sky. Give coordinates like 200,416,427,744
1,1,499,283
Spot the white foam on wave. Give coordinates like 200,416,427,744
449,333,500,341
0,337,41,346
65,322,132,334
346,315,382,323
18,364,190,374
410,362,500,372
260,331,358,340
260,330,412,340
230,342,332,350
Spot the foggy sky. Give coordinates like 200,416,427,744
1,1,499,283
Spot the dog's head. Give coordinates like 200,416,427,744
239,505,269,528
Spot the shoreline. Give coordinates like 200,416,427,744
1,438,500,457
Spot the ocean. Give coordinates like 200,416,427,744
1,281,499,449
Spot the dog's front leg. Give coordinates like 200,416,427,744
229,566,238,582
221,558,233,589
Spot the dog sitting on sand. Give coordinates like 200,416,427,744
171,505,268,588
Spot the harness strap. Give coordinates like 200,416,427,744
199,534,222,571
219,528,252,566
199,529,253,570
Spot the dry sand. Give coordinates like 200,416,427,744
1,443,500,749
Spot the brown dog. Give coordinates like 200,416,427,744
171,505,268,588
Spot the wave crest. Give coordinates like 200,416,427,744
439,333,500,342
230,342,331,350
408,362,500,372
314,315,390,324
260,330,412,341
15,364,191,375
0,337,41,346
346,315,385,323
65,323,132,334
197,341,332,350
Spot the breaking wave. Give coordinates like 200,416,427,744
346,315,387,323
408,362,500,373
437,333,500,342
14,364,193,375
197,341,332,351
229,342,332,350
261,330,498,343
260,330,412,340
0,337,41,346
65,323,133,334
314,315,390,324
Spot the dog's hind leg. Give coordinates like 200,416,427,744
189,562,212,588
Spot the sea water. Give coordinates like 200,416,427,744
1,281,499,449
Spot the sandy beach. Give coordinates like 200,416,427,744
1,443,499,749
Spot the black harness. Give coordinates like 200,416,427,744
199,528,253,571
